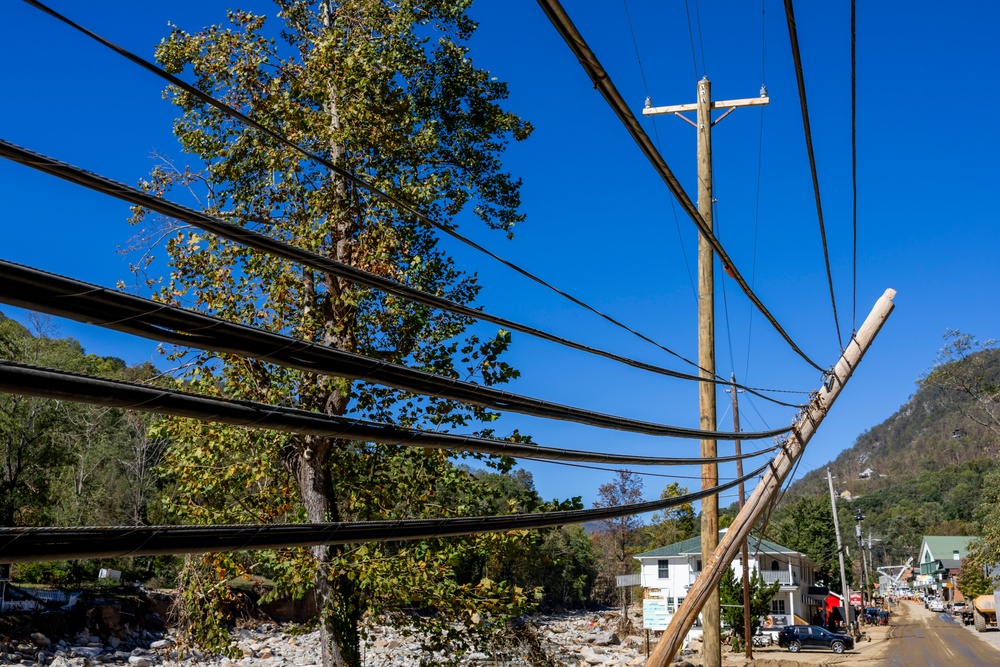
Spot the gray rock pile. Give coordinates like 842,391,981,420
1,609,692,666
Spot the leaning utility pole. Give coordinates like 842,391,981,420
644,289,895,667
729,375,752,658
643,78,769,667
827,469,854,631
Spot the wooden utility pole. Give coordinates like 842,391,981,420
643,78,769,667
728,375,752,658
827,469,855,632
644,289,896,667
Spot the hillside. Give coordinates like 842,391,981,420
785,348,1000,500
771,345,1000,565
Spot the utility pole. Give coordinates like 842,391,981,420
826,470,854,632
643,78,769,667
727,375,752,658
644,289,895,667
855,511,866,608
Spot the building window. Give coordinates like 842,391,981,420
771,600,786,615
771,560,780,571
658,560,670,579
696,559,702,571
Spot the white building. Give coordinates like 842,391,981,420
634,531,819,631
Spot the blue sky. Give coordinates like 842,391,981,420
2,1,999,513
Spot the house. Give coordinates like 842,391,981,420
916,535,975,602
634,531,818,632
859,467,875,479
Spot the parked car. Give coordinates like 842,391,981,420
929,599,946,613
952,601,969,616
777,625,855,654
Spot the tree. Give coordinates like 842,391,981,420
0,313,167,582
718,566,780,651
643,482,696,549
920,330,1000,441
131,3,533,665
591,470,644,603
957,555,994,600
769,495,842,590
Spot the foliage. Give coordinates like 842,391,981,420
131,2,533,665
719,566,780,652
769,495,844,590
448,468,596,609
770,331,1000,581
921,330,1000,440
957,554,995,599
590,471,644,603
970,464,1000,574
642,482,696,550
0,312,169,580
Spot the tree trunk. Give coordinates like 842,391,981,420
287,439,360,667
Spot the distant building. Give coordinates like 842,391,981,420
859,467,875,479
634,530,818,632
915,535,976,602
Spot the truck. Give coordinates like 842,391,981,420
971,594,997,632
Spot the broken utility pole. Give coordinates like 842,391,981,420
644,288,896,667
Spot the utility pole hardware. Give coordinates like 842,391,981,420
644,289,896,667
643,77,770,667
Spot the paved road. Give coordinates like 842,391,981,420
884,603,1000,667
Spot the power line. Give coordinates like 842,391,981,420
0,359,781,466
21,0,732,388
850,0,858,333
782,0,844,351
0,260,793,442
0,140,806,408
0,460,771,564
537,0,827,375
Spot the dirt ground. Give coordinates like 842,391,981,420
716,603,899,667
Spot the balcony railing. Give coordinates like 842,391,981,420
759,571,795,586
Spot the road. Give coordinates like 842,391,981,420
884,602,1000,667
732,600,1000,667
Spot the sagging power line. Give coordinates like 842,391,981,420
0,138,806,408
0,459,772,564
0,359,782,466
536,0,827,375
21,0,760,391
0,260,793,441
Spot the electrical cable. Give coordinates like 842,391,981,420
745,0,768,385
21,0,732,387
0,139,804,409
851,0,858,334
0,260,793,441
683,0,700,79
622,1,697,303
694,0,708,76
0,459,771,563
536,0,827,375
782,0,844,351
0,359,781,466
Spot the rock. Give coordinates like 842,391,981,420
31,632,51,647
71,646,104,658
128,657,153,667
149,638,173,649
593,631,621,646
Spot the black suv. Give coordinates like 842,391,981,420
776,625,854,654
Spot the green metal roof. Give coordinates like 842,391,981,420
635,532,803,559
920,536,975,562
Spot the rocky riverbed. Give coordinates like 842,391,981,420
1,608,671,667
